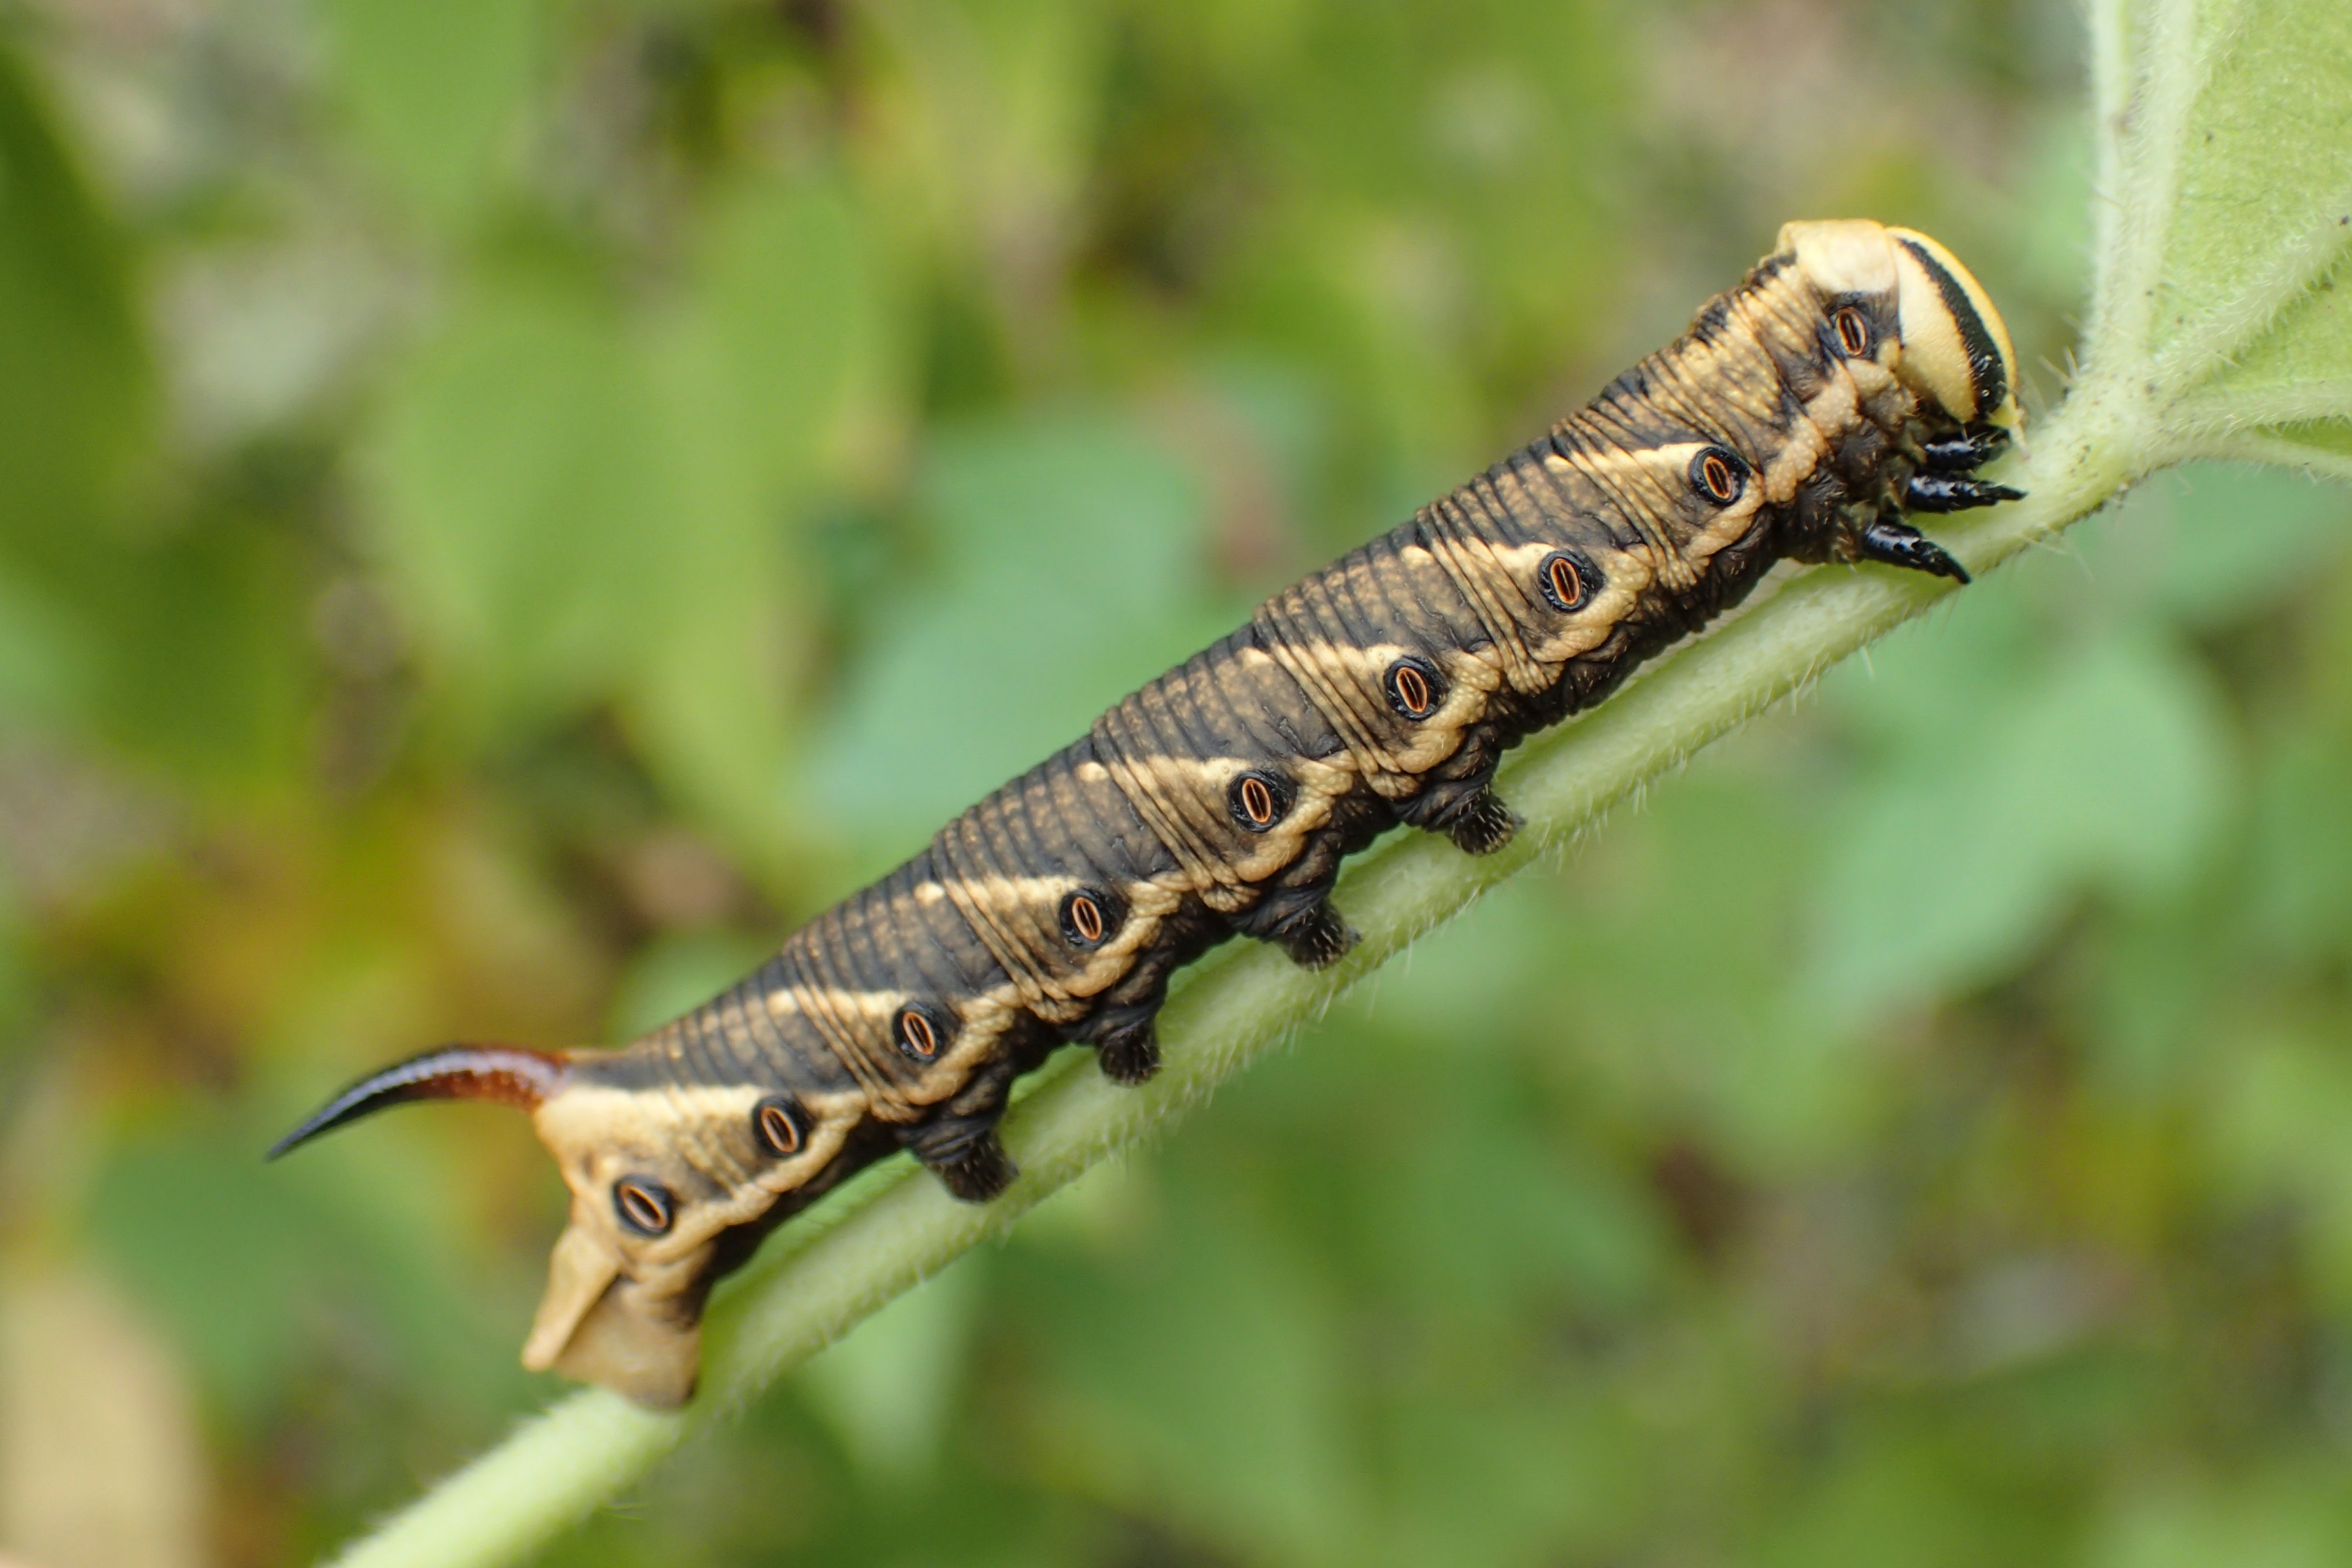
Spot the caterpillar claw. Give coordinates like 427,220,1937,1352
1904,472,2023,514
1856,518,1971,583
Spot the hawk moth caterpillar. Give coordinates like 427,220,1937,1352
274,220,2022,1407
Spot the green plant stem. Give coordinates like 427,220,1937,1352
325,381,2135,1568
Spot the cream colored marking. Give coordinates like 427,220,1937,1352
1526,549,1654,668
929,866,1063,1003
948,983,1028,1036
1554,444,1691,569
1886,225,2021,429
1414,519,1548,695
1057,902,1171,996
1886,254,1976,422
789,975,921,1119
928,861,1184,1011
1256,636,1503,791
919,868,1159,932
770,985,906,1028
1677,497,1770,570
1388,538,1520,689
1121,760,1338,889
533,1079,867,1254
1778,218,1900,301
749,980,1035,1107
1758,384,1845,505
1846,354,1899,401
1586,440,1765,591
1134,751,1348,826
521,1070,893,1402
922,870,1081,915
1474,531,1668,647
896,1000,1019,1107
1669,467,1771,573
1096,738,1251,889
925,869,1183,930
1237,640,1379,779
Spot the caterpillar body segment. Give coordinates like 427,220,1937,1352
276,219,2023,1408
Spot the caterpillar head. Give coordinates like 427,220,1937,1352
1776,219,2022,433
272,1045,854,1408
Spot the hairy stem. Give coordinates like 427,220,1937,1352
324,380,2136,1568
2168,378,2352,434
2190,431,2352,480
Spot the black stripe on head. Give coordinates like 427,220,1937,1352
1895,237,2008,417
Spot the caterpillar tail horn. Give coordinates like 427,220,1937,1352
266,1044,572,1160
272,1043,709,1407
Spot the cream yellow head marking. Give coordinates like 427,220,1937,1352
1776,220,2022,433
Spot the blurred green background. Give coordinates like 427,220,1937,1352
1,0,2347,1564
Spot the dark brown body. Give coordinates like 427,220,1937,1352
277,220,2024,1405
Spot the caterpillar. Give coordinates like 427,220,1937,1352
274,220,2021,1408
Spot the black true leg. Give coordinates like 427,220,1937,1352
1905,472,2024,514
1880,419,2019,578
905,1117,1019,1202
1919,423,2010,473
1856,518,1972,583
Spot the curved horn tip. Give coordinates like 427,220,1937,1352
266,1044,570,1162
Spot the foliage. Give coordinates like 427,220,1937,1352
0,1,2346,1566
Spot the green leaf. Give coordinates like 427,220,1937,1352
2098,0,2352,475
804,416,1222,852
652,177,888,507
90,1125,532,1425
2247,727,2352,963
369,185,890,859
796,1256,980,1477
1024,1183,1359,1561
1810,625,2232,1018
623,178,894,864
320,0,540,225
0,42,150,551
2089,1471,2352,1568
366,271,670,725
2146,0,2352,370
0,568,93,728
86,512,310,789
2112,462,2351,627
2203,1029,2352,1308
